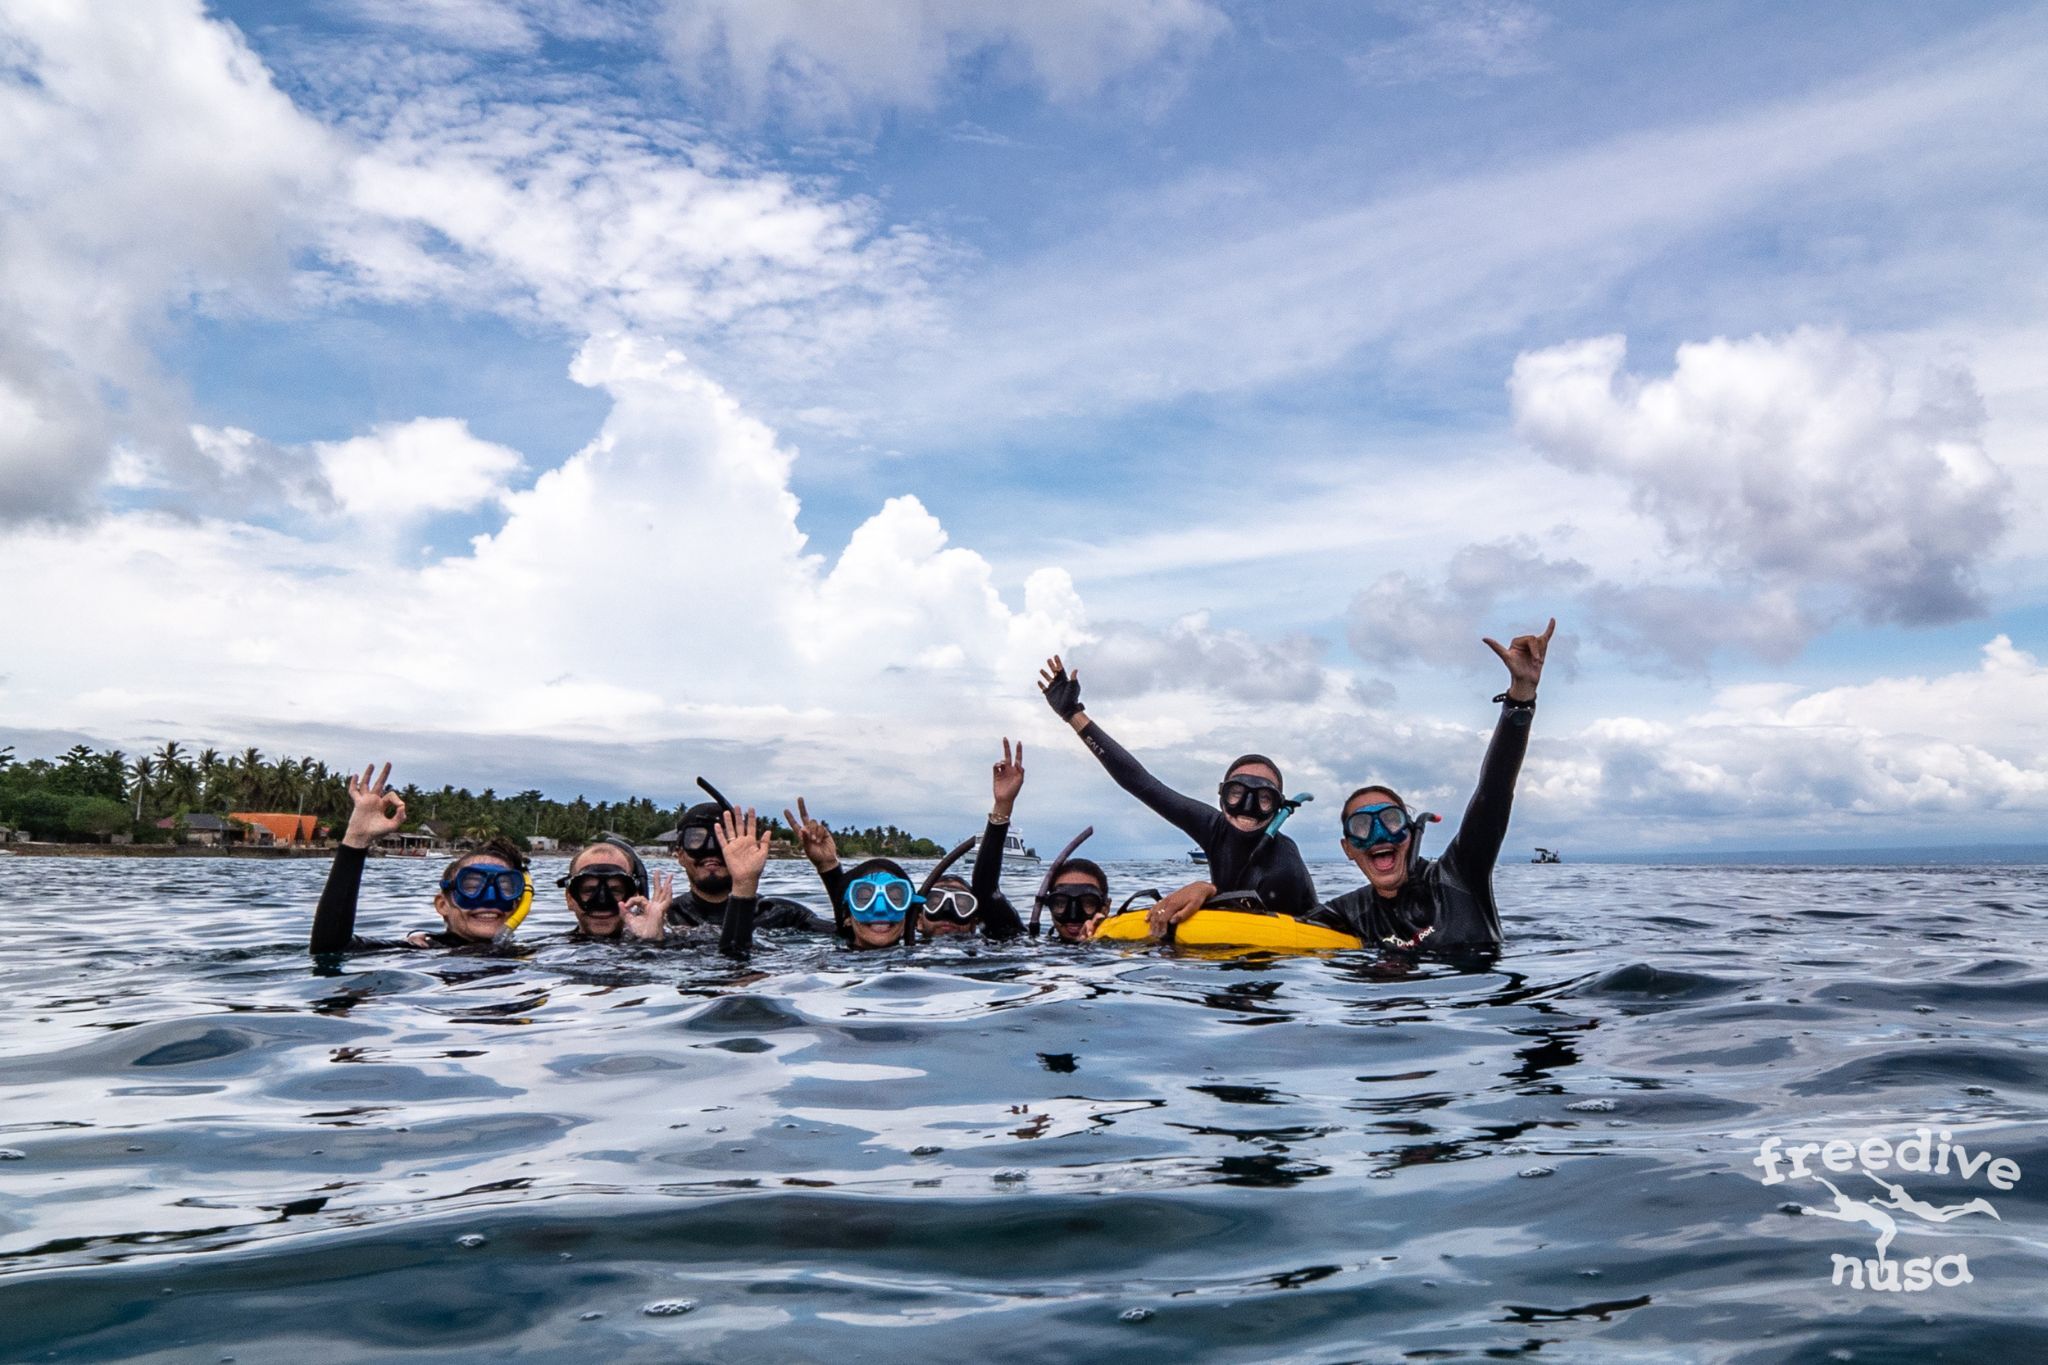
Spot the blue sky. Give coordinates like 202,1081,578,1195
3,0,2046,854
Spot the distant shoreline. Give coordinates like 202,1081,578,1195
0,843,816,861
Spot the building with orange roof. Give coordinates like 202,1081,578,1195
231,812,320,845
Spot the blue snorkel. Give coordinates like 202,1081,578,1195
1264,793,1312,839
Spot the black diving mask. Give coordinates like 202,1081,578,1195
678,824,720,858
1038,888,1108,925
1219,775,1283,817
559,869,643,909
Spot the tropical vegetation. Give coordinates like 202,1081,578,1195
0,741,940,855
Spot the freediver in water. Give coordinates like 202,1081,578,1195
781,797,917,950
1310,620,1554,954
1035,854,1117,943
778,737,1031,948
654,785,830,940
615,806,780,956
1038,655,1318,918
555,835,672,941
310,763,533,953
919,738,1027,941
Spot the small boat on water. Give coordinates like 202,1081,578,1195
1532,847,1562,864
970,829,1039,863
1188,850,1208,864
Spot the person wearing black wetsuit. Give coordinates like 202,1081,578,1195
310,762,529,954
617,807,786,956
1314,620,1554,955
1037,655,1317,917
779,799,922,950
920,738,1028,941
663,797,829,939
559,835,675,940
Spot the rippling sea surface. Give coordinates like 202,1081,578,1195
3,853,2046,1363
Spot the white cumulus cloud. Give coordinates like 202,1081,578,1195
1510,328,2011,630
0,0,341,522
316,419,526,523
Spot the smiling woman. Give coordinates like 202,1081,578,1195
308,763,534,953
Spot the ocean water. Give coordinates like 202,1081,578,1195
2,853,2045,1363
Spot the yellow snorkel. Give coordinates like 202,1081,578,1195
502,873,534,933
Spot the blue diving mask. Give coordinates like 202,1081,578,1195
1344,804,1413,850
845,872,921,924
442,863,530,917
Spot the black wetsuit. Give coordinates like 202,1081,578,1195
962,818,1026,940
1313,697,1534,954
309,844,474,953
1076,720,1317,917
665,887,828,956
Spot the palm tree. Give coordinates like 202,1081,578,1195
195,748,223,806
232,747,264,807
154,741,198,808
0,744,13,772
130,757,157,823
276,756,307,815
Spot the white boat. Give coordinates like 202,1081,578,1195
970,829,1039,863
1188,850,1208,864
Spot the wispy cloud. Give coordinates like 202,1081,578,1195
1347,0,1550,86
653,0,1227,122
857,12,2048,436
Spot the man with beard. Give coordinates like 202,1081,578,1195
649,791,829,940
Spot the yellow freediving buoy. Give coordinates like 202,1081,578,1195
1091,908,1362,951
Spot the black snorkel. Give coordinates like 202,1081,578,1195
1408,810,1442,872
1030,826,1094,936
694,776,735,815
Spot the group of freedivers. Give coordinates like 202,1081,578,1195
310,622,1553,960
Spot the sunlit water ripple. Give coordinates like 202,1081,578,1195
3,854,2046,1362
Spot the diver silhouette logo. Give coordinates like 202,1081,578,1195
1752,1130,2016,1292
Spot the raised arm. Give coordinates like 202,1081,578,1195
1039,655,1218,844
969,738,1023,903
784,798,848,933
1441,620,1552,886
310,762,405,953
715,809,771,958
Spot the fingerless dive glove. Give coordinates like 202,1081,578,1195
1043,667,1085,721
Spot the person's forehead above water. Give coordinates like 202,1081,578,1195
1052,869,1105,893
571,844,633,874
1344,785,1405,819
1225,757,1282,787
